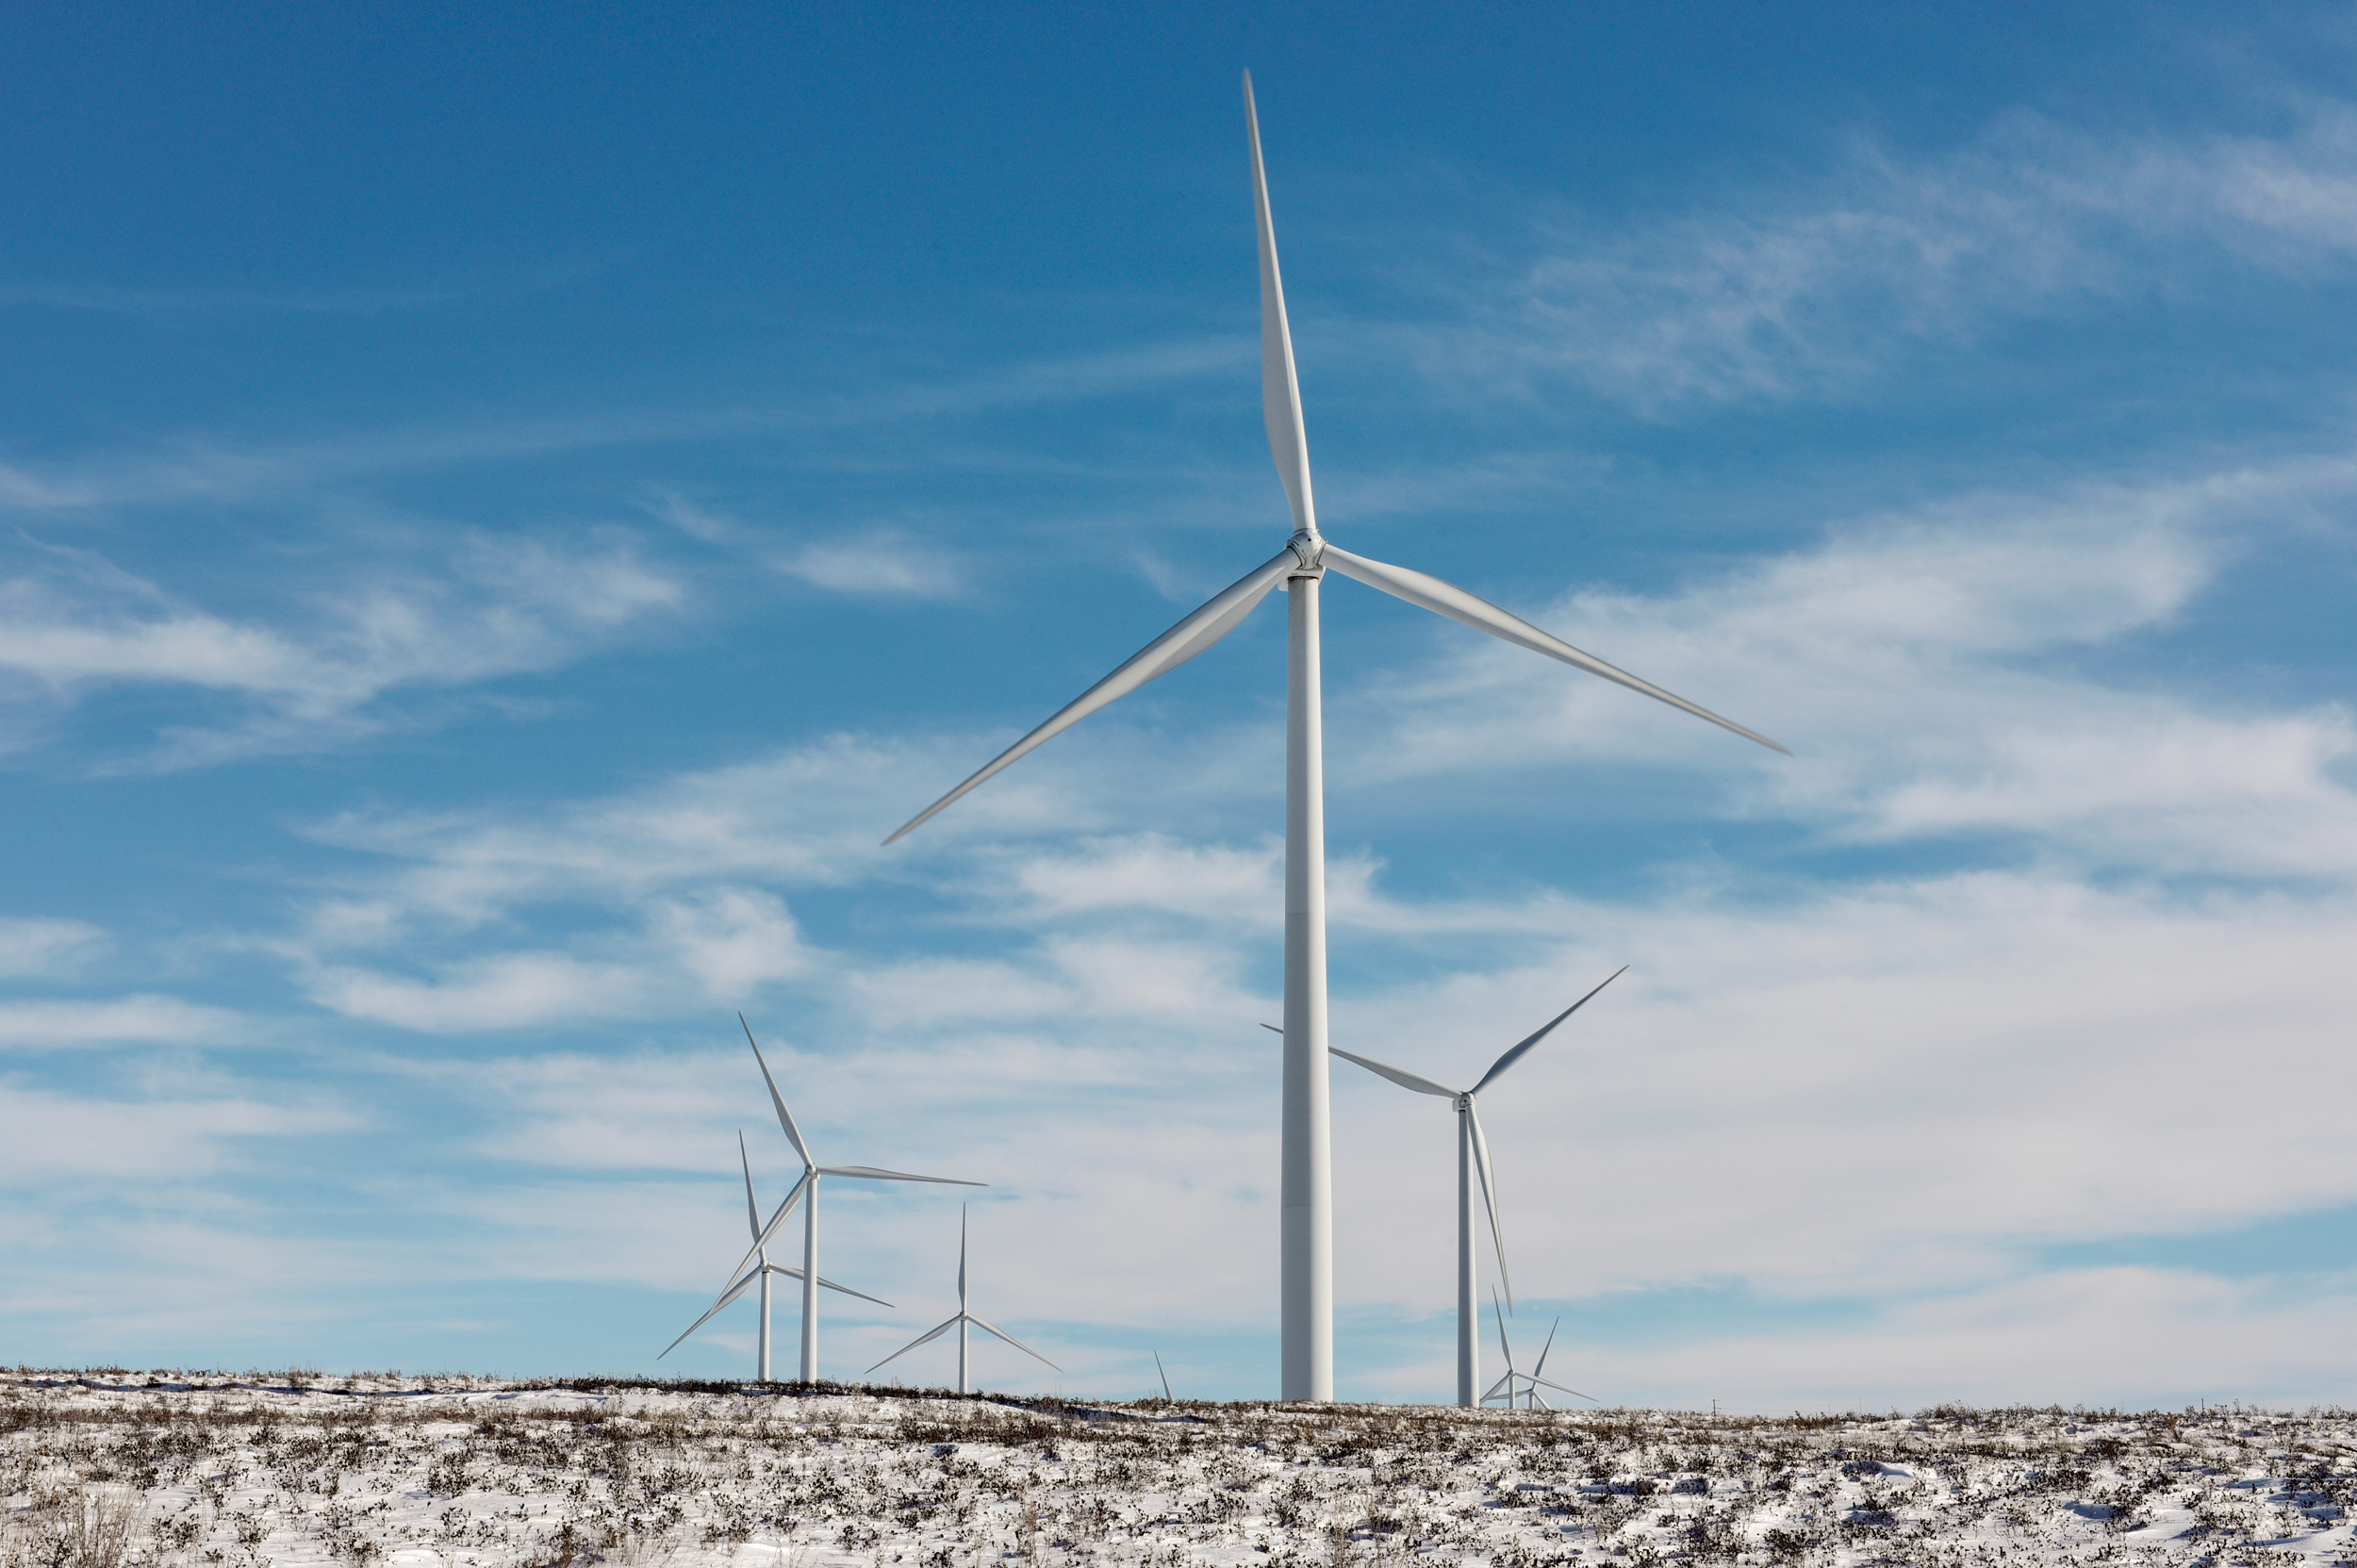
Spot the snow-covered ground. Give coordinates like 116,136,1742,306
5,1372,2352,1568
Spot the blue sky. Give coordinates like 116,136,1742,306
5,0,2356,1409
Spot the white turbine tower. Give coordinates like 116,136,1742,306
658,1131,892,1378
1484,1287,1593,1411
886,74,1786,1401
679,1016,984,1383
867,1205,1060,1394
1312,967,1623,1407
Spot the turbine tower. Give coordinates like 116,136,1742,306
657,1131,892,1378
680,1016,984,1383
1320,968,1623,1407
868,1205,1060,1394
886,74,1786,1401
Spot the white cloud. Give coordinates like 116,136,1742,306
0,917,107,978
295,733,1047,931
0,533,684,765
298,889,815,1030
0,995,240,1048
1599,1267,2357,1411
443,1049,760,1173
1434,105,2357,408
1014,836,1282,923
0,1081,345,1183
653,887,813,1000
772,534,965,597
644,489,734,543
310,842,2357,1336
1324,457,2357,878
1320,870,2357,1320
306,951,651,1032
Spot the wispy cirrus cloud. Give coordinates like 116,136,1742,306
1377,104,2357,410
0,1081,347,1185
275,445,2357,987
1331,454,2357,878
0,995,242,1048
0,334,1255,520
306,951,652,1033
0,918,107,979
299,886,814,1032
0,532,684,767
773,533,967,597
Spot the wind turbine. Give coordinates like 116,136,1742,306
885,74,1787,1402
1310,967,1623,1407
657,1131,891,1378
680,1016,984,1383
1484,1287,1593,1411
867,1205,1059,1394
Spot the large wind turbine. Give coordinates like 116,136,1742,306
1484,1288,1593,1411
867,1205,1059,1394
681,1016,984,1383
886,74,1786,1401
657,1131,891,1378
1318,968,1622,1406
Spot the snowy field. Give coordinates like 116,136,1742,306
5,1373,2353,1568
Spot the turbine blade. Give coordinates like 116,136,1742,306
1327,1043,1458,1098
1491,1283,1516,1363
1155,1349,1173,1402
818,1165,985,1185
1469,967,1627,1097
741,1015,814,1168
1472,1104,1511,1310
1482,1371,1514,1402
865,1316,962,1373
738,1131,762,1246
658,1265,761,1360
1531,1317,1560,1380
1318,544,1789,755
813,1271,894,1309
883,549,1297,844
716,1169,811,1297
1243,70,1316,539
1532,1375,1599,1402
1261,1023,1283,1034
969,1314,1063,1371
958,1205,968,1308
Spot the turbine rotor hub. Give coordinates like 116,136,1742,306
1285,530,1326,577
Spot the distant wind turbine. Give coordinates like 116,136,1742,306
1287,966,1624,1406
683,1015,983,1383
658,1131,890,1378
884,73,1785,1402
1485,1287,1594,1411
868,1205,1059,1394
